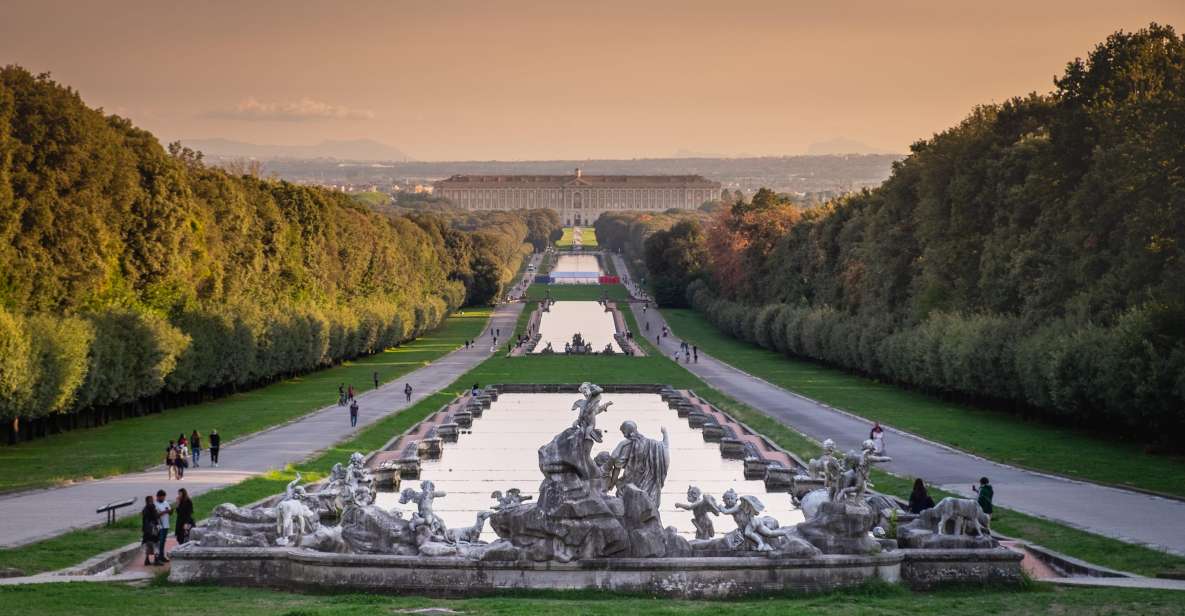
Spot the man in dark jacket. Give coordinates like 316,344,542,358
973,476,994,519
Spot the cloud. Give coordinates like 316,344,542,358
207,97,375,122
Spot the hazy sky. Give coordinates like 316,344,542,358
2,1,1181,160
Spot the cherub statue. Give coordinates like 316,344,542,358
674,485,720,540
490,488,533,510
718,488,795,551
835,439,892,502
571,382,613,442
399,479,447,536
806,439,844,500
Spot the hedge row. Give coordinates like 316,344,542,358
688,280,1185,439
0,294,455,426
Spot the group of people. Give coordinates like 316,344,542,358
140,488,194,566
339,381,414,427
908,476,994,519
165,430,220,479
675,340,698,364
871,422,996,520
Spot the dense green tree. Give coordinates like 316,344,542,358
0,66,552,442
613,25,1185,443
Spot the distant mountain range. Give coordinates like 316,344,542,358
180,138,412,161
805,138,895,156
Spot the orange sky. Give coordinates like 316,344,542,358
2,0,1181,160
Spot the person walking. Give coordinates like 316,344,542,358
175,488,195,545
870,422,886,455
338,384,346,406
175,439,189,480
141,496,160,566
908,478,935,514
973,477,994,523
190,430,201,468
404,383,413,403
347,384,356,402
692,345,698,363
349,399,359,427
153,490,171,563
209,429,220,467
373,371,380,390
165,441,177,480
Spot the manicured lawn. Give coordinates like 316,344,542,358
0,309,492,494
555,226,598,248
660,308,1185,499
6,294,1182,582
524,284,630,302
4,579,1185,615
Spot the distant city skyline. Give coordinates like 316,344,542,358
2,0,1181,160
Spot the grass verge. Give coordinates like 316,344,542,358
660,308,1185,499
524,284,630,302
0,309,492,494
3,576,1185,615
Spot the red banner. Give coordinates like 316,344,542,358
599,275,620,284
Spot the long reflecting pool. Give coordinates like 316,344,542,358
551,254,601,284
534,301,620,353
377,393,803,540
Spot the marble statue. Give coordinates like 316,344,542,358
718,489,795,551
275,473,320,546
835,439,891,502
592,451,615,493
933,497,990,536
806,439,844,500
571,382,613,442
490,488,533,510
674,486,719,540
897,497,997,550
444,511,492,544
399,480,448,536
610,420,670,507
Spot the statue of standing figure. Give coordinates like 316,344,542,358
571,382,613,442
610,420,670,507
675,486,720,540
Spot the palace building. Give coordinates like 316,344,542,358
433,169,721,226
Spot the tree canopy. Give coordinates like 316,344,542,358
0,66,557,438
602,25,1185,443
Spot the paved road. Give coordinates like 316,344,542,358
614,255,1185,557
0,302,524,549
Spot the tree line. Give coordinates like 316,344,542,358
597,25,1185,445
0,67,559,443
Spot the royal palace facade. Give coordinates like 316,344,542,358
433,169,721,226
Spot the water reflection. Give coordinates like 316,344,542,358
534,302,621,353
550,254,601,284
376,393,803,540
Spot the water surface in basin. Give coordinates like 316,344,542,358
376,393,803,541
533,301,621,353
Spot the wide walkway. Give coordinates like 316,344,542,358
614,255,1185,556
0,303,524,549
